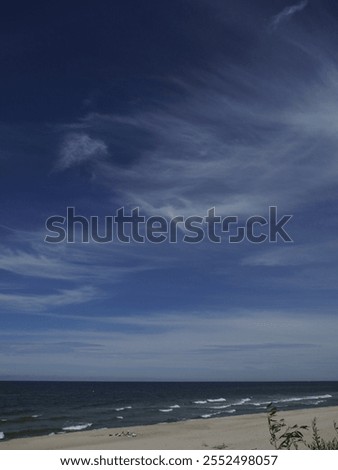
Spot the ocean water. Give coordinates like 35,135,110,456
0,381,337,441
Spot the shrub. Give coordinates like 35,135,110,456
266,404,338,450
267,403,308,449
307,418,338,450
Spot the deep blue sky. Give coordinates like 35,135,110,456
1,0,338,380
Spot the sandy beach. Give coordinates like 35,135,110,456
0,406,337,450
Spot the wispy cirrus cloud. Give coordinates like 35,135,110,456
0,247,90,281
270,1,308,30
0,309,336,380
0,285,99,312
59,38,338,221
0,244,154,282
56,132,108,170
0,228,179,314
0,222,171,282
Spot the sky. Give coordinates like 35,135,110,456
1,0,338,381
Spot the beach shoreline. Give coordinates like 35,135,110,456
0,406,337,450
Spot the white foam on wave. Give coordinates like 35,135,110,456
234,398,251,406
115,406,132,411
200,411,223,418
225,409,236,413
253,394,332,407
159,409,173,413
62,423,92,431
0,419,7,422
32,415,40,418
207,398,226,403
275,394,332,404
116,416,124,419
210,404,232,409
169,405,180,409
194,400,207,404
0,432,4,440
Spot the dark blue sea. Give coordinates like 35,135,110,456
0,381,338,441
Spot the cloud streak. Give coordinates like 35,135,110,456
0,309,336,380
64,42,338,222
57,133,108,170
270,1,308,30
0,286,98,312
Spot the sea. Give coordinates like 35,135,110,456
0,381,338,441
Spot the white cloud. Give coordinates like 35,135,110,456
0,309,336,380
71,54,338,221
0,225,169,283
0,245,149,281
48,21,338,235
57,133,108,170
0,248,86,280
270,1,308,30
0,230,180,313
0,285,98,311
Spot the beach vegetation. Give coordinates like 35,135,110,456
267,404,338,450
267,403,308,449
306,418,338,450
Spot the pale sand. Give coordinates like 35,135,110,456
0,406,337,450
